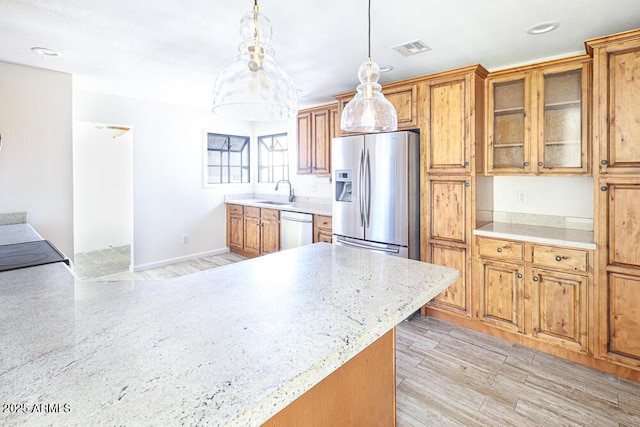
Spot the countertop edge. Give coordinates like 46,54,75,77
473,223,596,251
226,199,332,217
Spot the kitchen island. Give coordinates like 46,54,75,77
0,225,458,426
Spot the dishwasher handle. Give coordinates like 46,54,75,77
281,216,312,223
281,212,313,223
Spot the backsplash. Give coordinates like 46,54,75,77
492,211,593,231
0,212,26,225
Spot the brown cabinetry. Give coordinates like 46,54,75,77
475,236,591,353
588,29,640,373
486,56,590,175
226,204,280,258
421,65,488,318
297,104,337,175
313,214,333,243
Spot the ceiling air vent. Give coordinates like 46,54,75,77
391,40,431,56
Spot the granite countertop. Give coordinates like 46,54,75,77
474,222,596,250
226,197,332,217
0,227,458,426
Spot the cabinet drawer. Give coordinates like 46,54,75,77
532,245,588,272
228,204,243,216
244,206,260,218
260,208,280,221
315,215,332,230
477,237,524,261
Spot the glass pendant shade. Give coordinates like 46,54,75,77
212,4,297,121
341,59,397,133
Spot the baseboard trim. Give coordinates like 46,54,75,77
133,247,231,272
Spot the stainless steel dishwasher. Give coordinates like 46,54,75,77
280,211,313,250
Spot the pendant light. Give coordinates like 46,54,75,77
341,0,397,133
212,1,297,121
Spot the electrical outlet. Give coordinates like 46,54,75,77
181,235,189,245
517,191,527,205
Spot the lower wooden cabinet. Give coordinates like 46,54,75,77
313,214,333,243
474,236,592,354
226,204,280,258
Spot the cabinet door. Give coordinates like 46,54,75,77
424,76,470,174
605,182,640,269
229,214,244,250
592,38,640,174
382,84,417,129
530,268,588,352
429,244,469,314
297,112,312,174
535,61,590,174
243,216,261,257
605,273,640,365
312,109,331,174
261,220,280,255
486,72,531,174
477,259,526,333
427,177,469,244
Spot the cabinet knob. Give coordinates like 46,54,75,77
555,256,562,262
533,276,539,282
464,182,471,187
497,248,503,253
516,273,523,279
464,161,469,167
523,162,530,167
538,162,543,167
600,186,608,192
601,159,608,166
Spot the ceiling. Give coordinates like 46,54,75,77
1,0,639,112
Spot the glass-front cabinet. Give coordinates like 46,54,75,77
486,56,590,175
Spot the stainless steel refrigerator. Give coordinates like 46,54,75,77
332,130,420,259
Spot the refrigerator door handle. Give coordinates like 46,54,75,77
336,237,401,254
365,148,371,228
359,148,366,227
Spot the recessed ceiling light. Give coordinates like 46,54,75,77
526,21,560,35
379,65,394,73
30,47,62,57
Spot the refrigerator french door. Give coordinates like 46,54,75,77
332,130,420,259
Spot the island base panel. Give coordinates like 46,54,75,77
263,328,396,426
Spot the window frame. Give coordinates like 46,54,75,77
257,133,289,184
203,131,251,186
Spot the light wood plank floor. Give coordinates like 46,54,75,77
396,316,640,426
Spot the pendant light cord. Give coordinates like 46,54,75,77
368,0,371,58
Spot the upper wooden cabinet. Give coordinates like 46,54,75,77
297,104,337,175
334,82,419,133
486,56,591,175
420,65,487,175
587,29,640,175
381,83,418,130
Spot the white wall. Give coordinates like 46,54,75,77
492,176,594,219
0,62,74,257
73,122,133,253
74,91,255,270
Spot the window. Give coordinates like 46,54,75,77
206,133,250,184
258,133,288,183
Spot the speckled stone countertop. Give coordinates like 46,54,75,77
0,226,458,426
474,222,596,250
226,197,332,216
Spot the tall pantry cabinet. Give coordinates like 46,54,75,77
419,65,489,318
587,29,640,371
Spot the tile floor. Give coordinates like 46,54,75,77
74,245,131,280
73,246,246,281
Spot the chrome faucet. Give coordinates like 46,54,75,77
275,179,295,202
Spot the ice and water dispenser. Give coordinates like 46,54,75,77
334,170,352,202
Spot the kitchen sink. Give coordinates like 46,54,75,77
254,200,292,206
